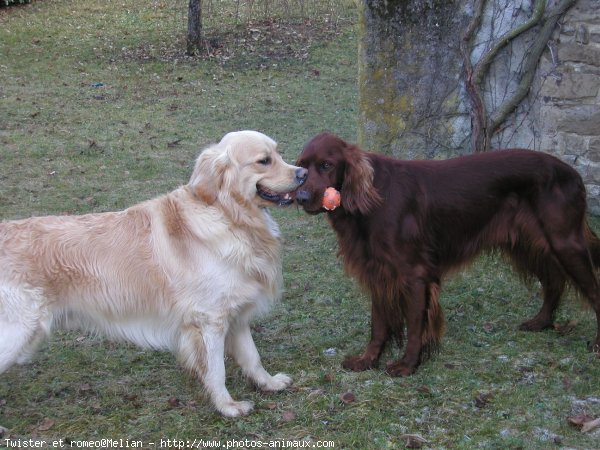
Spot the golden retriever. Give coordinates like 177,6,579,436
0,130,307,417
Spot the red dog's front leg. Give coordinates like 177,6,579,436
343,298,390,371
386,279,427,377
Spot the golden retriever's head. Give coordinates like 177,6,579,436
189,131,307,208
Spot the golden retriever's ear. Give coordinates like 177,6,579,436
341,144,382,215
188,146,229,205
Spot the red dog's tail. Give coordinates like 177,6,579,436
422,282,445,358
585,221,600,269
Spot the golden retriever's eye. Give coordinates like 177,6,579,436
258,157,272,166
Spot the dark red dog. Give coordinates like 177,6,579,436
295,132,600,376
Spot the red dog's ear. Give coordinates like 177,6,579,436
341,144,382,214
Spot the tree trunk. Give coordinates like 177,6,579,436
187,0,202,56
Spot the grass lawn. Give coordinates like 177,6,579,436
1,1,600,448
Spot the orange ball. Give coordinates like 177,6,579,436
322,187,341,211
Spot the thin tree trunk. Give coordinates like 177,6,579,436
187,0,202,56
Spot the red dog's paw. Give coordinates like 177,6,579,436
519,317,553,332
385,361,415,377
342,355,378,372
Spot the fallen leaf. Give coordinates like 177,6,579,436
402,434,429,449
340,392,355,404
186,400,198,410
582,417,600,433
307,389,325,399
78,383,92,394
474,392,493,408
567,413,594,427
553,320,578,335
416,385,431,395
167,397,181,408
323,373,335,382
90,403,102,413
37,418,55,431
281,410,296,422
252,324,266,333
483,322,494,332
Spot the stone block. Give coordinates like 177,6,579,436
545,133,589,157
588,138,600,161
540,105,600,137
555,106,600,135
541,71,599,100
585,184,600,215
572,156,600,184
557,42,600,67
566,0,600,23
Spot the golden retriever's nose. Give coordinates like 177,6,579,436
296,168,308,185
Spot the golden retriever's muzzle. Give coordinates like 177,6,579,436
258,168,308,206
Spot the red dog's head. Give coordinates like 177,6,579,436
295,132,382,215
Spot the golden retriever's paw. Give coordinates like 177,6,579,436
218,400,254,417
261,373,293,392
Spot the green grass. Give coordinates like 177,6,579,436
1,1,600,449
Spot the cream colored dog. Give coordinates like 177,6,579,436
0,130,306,417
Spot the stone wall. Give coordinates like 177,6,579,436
538,0,600,214
358,0,600,214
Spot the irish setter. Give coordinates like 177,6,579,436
295,132,600,376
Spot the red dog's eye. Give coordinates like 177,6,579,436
320,161,332,171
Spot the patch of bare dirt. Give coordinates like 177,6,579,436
121,18,352,67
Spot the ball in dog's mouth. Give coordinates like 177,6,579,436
322,187,341,211
257,185,294,206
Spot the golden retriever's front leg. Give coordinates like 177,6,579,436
177,322,253,417
226,322,292,392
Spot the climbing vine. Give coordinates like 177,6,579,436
460,0,576,152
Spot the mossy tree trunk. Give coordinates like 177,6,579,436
358,0,470,159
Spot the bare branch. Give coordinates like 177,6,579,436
489,0,577,132
460,0,487,152
461,0,576,152
473,0,546,86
